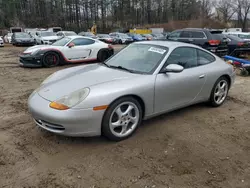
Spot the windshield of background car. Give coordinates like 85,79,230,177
15,33,31,38
119,34,129,39
226,35,242,41
52,37,71,46
85,32,95,36
98,34,110,38
41,32,56,37
105,44,168,74
238,34,250,39
65,32,77,36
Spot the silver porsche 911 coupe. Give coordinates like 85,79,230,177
28,41,236,141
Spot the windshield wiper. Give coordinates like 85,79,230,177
109,65,136,73
101,62,110,67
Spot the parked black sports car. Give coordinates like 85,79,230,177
12,32,35,46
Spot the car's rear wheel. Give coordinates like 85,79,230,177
42,52,60,68
209,77,229,107
97,49,110,62
102,97,142,141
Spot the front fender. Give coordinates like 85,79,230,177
75,75,156,117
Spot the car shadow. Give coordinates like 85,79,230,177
38,102,209,145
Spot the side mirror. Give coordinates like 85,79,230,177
163,64,184,73
68,42,75,48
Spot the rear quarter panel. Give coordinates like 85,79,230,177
198,56,234,100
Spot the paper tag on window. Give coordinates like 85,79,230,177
148,47,166,54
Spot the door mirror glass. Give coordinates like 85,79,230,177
164,64,184,73
68,42,75,48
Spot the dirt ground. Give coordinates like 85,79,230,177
0,44,249,188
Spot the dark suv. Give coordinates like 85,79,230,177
167,28,228,57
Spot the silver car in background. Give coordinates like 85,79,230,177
28,41,236,141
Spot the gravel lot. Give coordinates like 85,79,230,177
0,44,249,188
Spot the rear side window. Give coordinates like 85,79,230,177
190,31,206,39
197,49,216,65
72,38,95,46
180,31,191,38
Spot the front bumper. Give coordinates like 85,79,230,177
19,54,43,68
15,42,35,46
28,92,104,137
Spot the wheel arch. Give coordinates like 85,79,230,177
220,74,231,88
107,94,146,119
42,50,64,64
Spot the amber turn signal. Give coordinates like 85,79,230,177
93,105,108,111
49,102,69,110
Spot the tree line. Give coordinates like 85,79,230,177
0,0,249,32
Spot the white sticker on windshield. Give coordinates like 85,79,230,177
148,47,166,54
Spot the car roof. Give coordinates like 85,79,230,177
136,41,204,49
66,36,95,40
226,32,250,35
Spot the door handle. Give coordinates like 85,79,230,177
199,75,205,79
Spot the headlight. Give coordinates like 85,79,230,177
49,88,90,110
31,49,41,55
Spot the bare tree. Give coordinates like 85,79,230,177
215,0,236,23
236,0,250,31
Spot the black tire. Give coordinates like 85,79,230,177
102,97,143,141
209,76,230,107
240,69,249,77
97,50,110,62
42,52,60,68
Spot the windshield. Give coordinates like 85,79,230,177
41,32,56,37
85,32,95,36
119,33,129,38
52,37,71,46
15,33,31,38
238,34,250,39
226,35,242,41
153,33,164,37
134,34,143,38
65,32,77,36
105,44,168,74
98,34,110,38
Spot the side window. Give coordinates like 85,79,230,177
165,47,198,69
168,31,181,38
180,31,191,38
197,49,216,66
71,38,95,46
190,31,206,39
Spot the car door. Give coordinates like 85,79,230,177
154,47,207,113
62,38,94,61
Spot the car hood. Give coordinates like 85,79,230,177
41,36,58,40
23,45,61,53
38,64,138,101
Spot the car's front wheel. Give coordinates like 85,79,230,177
42,52,60,68
97,49,110,62
209,77,229,107
102,97,142,141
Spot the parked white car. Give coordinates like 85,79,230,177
0,36,4,47
4,33,13,43
56,31,78,40
34,31,59,45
